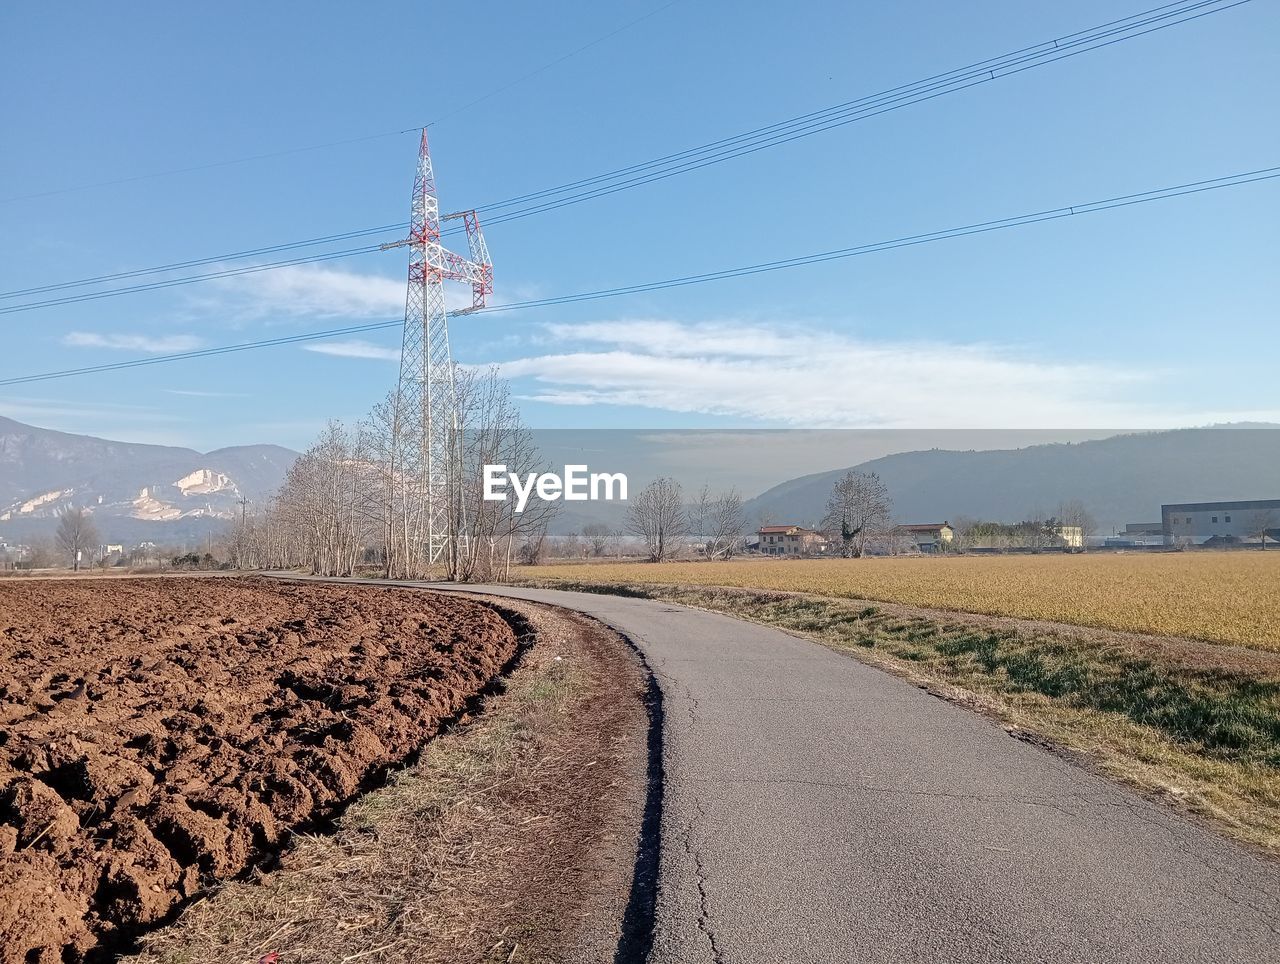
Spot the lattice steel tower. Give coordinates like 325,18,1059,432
383,130,493,573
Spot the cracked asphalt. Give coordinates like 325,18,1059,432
322,577,1276,963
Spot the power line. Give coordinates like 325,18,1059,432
0,0,1246,310
0,320,407,384
0,223,407,299
469,0,1245,217
3,163,1274,388
0,0,684,205
466,166,1280,310
0,245,388,315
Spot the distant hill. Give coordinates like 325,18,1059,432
742,427,1280,533
6,418,1278,544
0,416,297,544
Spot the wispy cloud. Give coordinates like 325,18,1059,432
218,265,404,319
303,339,400,361
162,389,250,398
0,396,186,439
208,264,482,321
63,332,204,353
490,318,1261,428
542,320,791,358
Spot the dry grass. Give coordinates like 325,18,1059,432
522,551,1280,649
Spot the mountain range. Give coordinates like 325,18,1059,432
0,416,298,544
741,426,1280,533
2,417,1277,544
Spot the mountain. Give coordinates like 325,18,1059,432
0,417,297,544
7,418,1278,544
742,426,1280,533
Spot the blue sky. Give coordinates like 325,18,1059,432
1,0,1277,451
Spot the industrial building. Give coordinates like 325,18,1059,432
1161,499,1280,546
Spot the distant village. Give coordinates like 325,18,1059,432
753,497,1280,557
2,496,1277,572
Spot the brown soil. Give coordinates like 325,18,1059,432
130,592,656,964
0,577,520,964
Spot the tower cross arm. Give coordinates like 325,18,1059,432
376,234,477,276
441,249,489,287
381,205,492,313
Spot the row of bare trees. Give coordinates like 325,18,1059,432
625,478,747,562
949,501,1097,551
816,472,1107,555
237,368,555,580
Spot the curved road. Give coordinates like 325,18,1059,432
259,574,1278,961
422,584,1280,963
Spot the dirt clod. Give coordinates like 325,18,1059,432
0,577,519,963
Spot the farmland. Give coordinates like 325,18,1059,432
0,578,521,964
521,551,1280,649
128,595,651,964
517,555,1280,850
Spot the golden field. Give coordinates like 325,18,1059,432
520,552,1280,649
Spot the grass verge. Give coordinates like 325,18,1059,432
131,597,650,964
517,578,1280,854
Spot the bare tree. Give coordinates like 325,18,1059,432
54,506,99,570
1022,511,1058,551
690,484,711,558
582,523,611,557
244,366,551,582
26,537,56,569
822,471,891,558
693,484,746,560
627,477,688,562
452,366,558,581
265,420,375,577
1056,500,1097,541
1248,508,1279,549
362,391,410,578
517,518,550,565
947,515,979,553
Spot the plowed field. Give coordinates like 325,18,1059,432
0,577,520,963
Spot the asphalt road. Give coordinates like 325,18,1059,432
422,584,1280,964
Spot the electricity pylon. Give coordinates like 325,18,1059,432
382,130,493,575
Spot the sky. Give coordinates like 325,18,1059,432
1,0,1277,453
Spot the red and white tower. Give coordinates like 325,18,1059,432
383,130,493,574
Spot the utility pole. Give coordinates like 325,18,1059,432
382,130,493,577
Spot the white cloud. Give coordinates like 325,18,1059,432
213,264,478,320
221,265,404,319
303,340,401,361
542,320,791,358
492,319,1263,428
63,332,204,353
